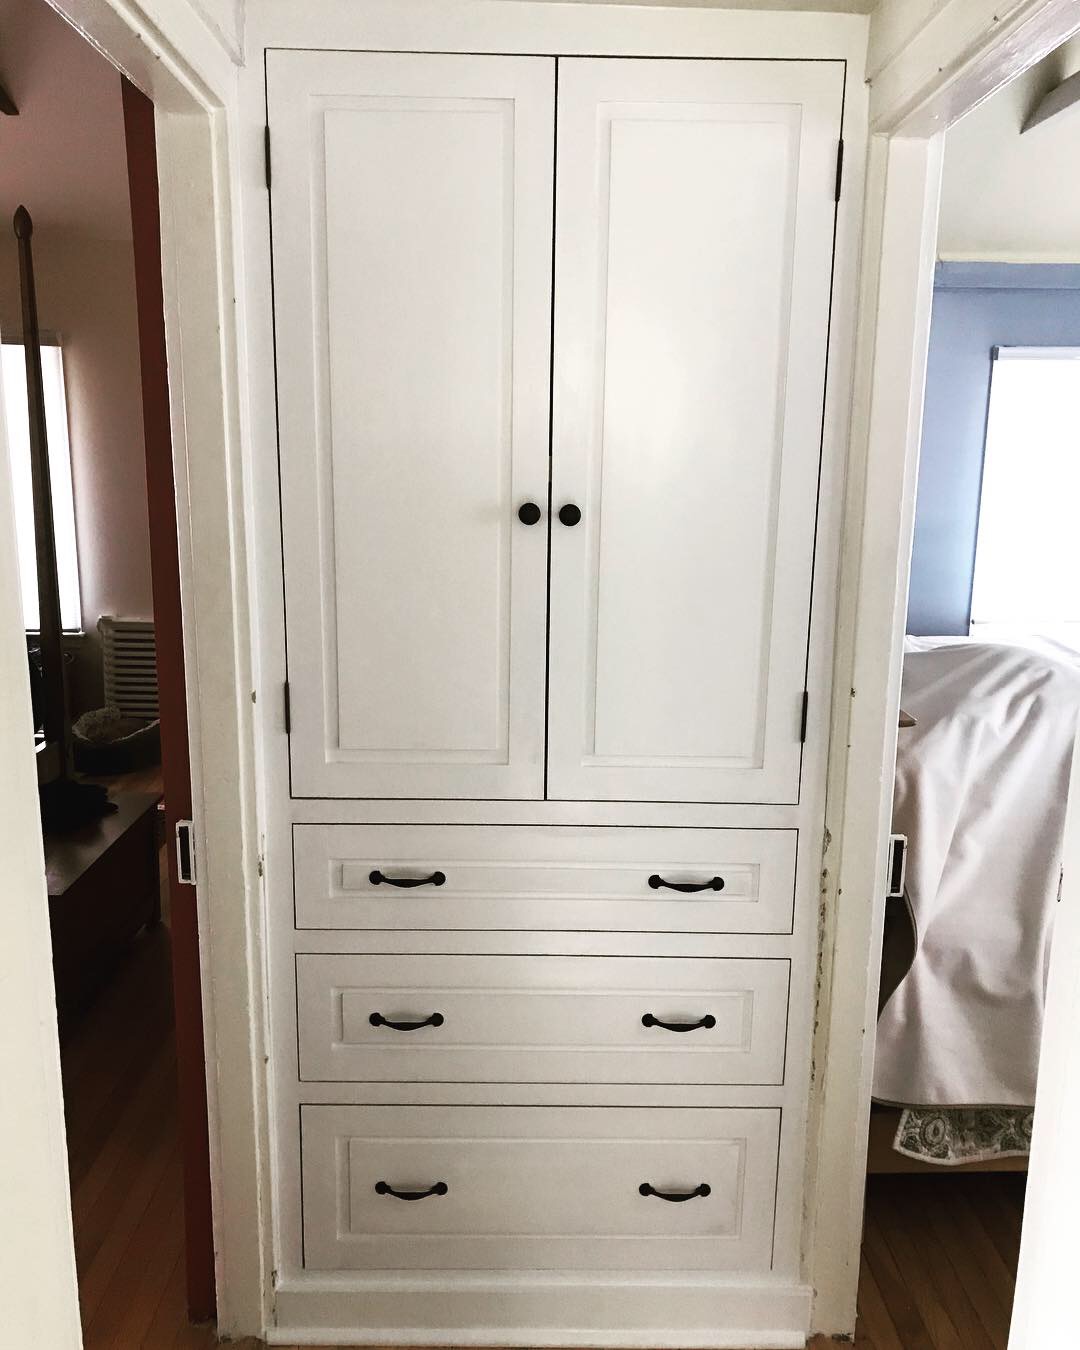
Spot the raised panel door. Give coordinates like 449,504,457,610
548,58,844,803
268,51,555,798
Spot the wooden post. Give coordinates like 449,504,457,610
14,205,71,776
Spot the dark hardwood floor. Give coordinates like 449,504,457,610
857,1172,1025,1349
61,927,1026,1349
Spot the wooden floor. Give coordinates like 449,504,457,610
854,1171,1026,1349
64,929,1026,1350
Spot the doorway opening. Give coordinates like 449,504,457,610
0,0,213,1340
854,33,1080,1348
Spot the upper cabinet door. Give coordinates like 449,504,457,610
548,59,843,804
268,52,554,799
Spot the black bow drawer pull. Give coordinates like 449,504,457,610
648,874,725,893
639,1182,712,1202
641,1013,716,1033
369,870,446,888
374,1181,448,1201
369,1012,444,1032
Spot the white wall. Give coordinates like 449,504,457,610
188,0,243,61
0,0,133,236
938,35,1080,261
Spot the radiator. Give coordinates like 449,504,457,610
99,616,159,719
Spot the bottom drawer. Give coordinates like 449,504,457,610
301,1104,779,1273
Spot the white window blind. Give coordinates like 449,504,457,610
1,341,82,633
970,347,1080,647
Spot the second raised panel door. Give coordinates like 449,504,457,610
268,51,554,798
548,58,844,803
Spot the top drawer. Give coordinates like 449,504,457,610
293,825,796,933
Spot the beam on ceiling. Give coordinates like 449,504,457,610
1023,67,1080,131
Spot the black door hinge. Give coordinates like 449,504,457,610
834,138,844,203
799,690,809,744
283,680,291,734
264,125,271,190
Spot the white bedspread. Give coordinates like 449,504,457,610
873,639,1080,1107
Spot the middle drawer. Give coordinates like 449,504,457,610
296,953,789,1085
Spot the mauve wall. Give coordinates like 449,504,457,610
0,234,152,710
907,263,1080,636
0,0,150,713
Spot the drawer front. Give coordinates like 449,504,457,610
297,954,788,1085
293,825,796,933
301,1105,779,1272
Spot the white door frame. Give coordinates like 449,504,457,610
808,0,1080,1335
1,0,270,1339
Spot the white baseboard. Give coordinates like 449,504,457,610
267,1274,812,1348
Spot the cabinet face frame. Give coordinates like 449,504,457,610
240,3,870,1345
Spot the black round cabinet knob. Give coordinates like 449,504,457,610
558,503,582,527
517,502,542,525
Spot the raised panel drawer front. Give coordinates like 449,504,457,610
296,953,789,1084
548,59,845,803
293,825,797,933
267,51,554,799
301,1105,779,1272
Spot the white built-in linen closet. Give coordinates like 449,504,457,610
253,8,861,1343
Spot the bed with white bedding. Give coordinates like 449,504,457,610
874,637,1080,1158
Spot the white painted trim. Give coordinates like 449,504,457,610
256,0,869,58
0,325,83,1350
267,1327,808,1349
53,0,240,111
869,0,1080,134
937,250,1080,263
267,1274,812,1348
154,107,271,1337
806,129,944,1334
870,0,1055,84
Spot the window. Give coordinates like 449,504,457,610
970,346,1080,649
1,340,82,632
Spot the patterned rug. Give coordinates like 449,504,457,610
894,1106,1034,1165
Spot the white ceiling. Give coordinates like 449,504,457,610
0,0,132,242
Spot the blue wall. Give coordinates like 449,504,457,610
907,263,1080,635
